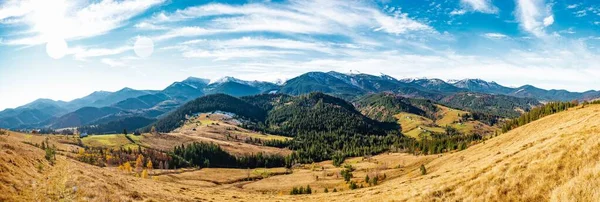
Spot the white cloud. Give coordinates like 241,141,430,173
543,15,554,26
0,0,33,22
459,0,499,14
574,10,587,17
483,33,509,39
515,0,554,37
450,9,467,15
149,1,433,41
204,37,334,54
182,49,303,61
566,4,579,9
1,0,166,45
134,22,168,30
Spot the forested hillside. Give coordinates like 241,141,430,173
147,94,267,133
439,93,539,117
262,92,396,136
355,93,438,122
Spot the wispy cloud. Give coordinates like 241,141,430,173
458,0,499,14
515,0,554,38
148,1,434,42
182,49,304,61
483,33,509,39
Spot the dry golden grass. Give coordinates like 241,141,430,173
156,113,292,156
3,104,600,201
396,106,497,140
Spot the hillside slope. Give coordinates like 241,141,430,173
311,104,600,201
2,104,600,201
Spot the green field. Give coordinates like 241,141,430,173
81,134,143,149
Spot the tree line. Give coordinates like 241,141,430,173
169,142,288,169
501,101,578,132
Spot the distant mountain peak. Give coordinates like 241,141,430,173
183,76,210,84
210,76,244,85
379,73,396,81
117,87,135,92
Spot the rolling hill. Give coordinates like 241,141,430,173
2,100,599,201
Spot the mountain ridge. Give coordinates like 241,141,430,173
3,71,599,129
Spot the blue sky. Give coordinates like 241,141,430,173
1,0,600,110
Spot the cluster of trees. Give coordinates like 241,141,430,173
170,142,288,169
290,185,312,195
287,132,410,164
417,127,483,155
441,93,539,118
117,154,157,179
501,101,578,132
459,112,501,126
285,127,484,165
19,128,75,135
260,139,292,148
75,145,172,169
240,137,292,149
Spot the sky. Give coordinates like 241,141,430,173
1,0,600,110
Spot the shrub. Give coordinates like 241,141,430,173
349,181,358,190
44,145,56,165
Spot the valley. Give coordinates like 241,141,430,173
2,103,600,201
1,72,598,202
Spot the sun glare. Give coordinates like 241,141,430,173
134,37,155,58
31,0,69,59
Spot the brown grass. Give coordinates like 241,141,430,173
2,105,600,201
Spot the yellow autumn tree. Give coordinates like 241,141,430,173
122,162,132,173
141,169,149,179
146,160,153,174
135,154,144,173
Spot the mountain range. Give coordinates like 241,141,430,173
1,71,597,129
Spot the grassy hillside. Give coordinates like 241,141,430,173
2,104,599,201
328,103,600,201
